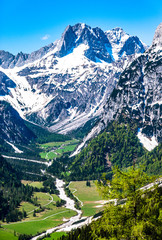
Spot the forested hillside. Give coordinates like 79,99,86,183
69,121,145,180
0,155,34,222
138,143,162,175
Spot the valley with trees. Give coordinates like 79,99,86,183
0,11,162,240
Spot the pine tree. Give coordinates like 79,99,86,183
92,167,162,239
33,210,36,217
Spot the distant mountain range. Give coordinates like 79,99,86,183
0,23,161,154
73,23,162,155
0,23,146,139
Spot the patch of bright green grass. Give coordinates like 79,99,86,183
21,180,43,189
19,202,36,213
63,144,78,152
55,144,77,154
69,181,103,217
51,194,60,202
81,203,102,217
4,220,63,236
40,141,78,160
40,139,78,148
69,181,101,202
43,231,67,240
40,152,47,159
33,192,52,206
47,152,58,159
4,210,75,236
30,181,43,189
0,228,18,240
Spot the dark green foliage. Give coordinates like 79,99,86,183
91,167,162,239
48,154,73,179
64,185,81,210
86,180,91,187
25,121,70,144
58,225,93,240
42,176,59,195
70,121,144,180
56,199,66,207
18,234,32,240
138,143,162,175
4,157,46,176
33,210,36,217
0,155,34,222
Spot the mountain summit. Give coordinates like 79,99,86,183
73,23,161,155
0,23,147,143
152,22,162,48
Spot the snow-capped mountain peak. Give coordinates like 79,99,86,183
106,27,129,45
0,23,148,137
73,24,161,155
105,27,146,61
152,22,162,49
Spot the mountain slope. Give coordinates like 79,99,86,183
0,155,35,222
69,121,145,180
0,23,146,135
74,23,161,155
0,101,35,144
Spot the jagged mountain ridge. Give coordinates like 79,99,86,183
0,23,147,138
0,24,146,68
0,101,35,144
73,23,162,155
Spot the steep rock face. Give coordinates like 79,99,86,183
101,48,162,141
0,23,146,134
0,72,16,96
0,101,35,144
75,23,161,154
105,28,146,60
152,22,162,48
0,43,56,69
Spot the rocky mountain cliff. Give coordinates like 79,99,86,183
74,23,162,155
0,23,146,138
0,101,35,144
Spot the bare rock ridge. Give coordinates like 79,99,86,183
73,23,161,155
0,23,147,141
0,101,35,144
152,22,162,48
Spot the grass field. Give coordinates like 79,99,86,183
3,207,76,236
18,191,60,215
40,139,78,148
51,194,60,202
21,180,44,189
69,181,104,217
19,201,36,213
39,139,79,160
1,189,76,239
69,181,101,202
43,231,67,240
0,228,18,240
33,192,52,206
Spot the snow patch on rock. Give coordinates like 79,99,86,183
137,129,158,151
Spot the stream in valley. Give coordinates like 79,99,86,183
31,178,93,240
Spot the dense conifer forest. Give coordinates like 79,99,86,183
0,155,34,222
69,121,145,180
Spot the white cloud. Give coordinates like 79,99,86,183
41,34,50,40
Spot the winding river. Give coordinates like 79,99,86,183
31,178,93,240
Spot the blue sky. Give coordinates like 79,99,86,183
0,0,162,54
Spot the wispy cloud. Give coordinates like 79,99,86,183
41,34,50,40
